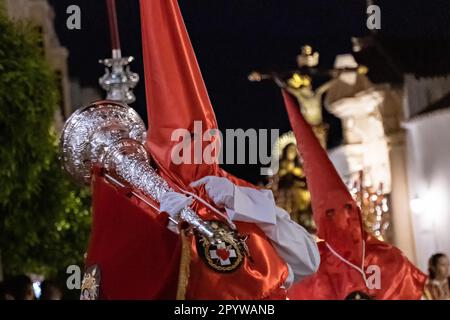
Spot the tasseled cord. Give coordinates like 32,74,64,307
176,229,192,300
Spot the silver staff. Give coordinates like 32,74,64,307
59,100,218,242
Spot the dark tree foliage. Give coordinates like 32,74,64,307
0,3,91,278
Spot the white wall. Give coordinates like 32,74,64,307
404,109,450,272
404,74,450,119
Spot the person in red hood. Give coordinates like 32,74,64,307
279,89,427,300
81,0,319,300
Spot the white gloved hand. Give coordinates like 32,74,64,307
191,176,320,285
190,176,235,209
159,191,193,218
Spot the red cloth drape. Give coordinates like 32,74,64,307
281,90,426,299
86,173,181,299
140,0,220,187
185,218,289,300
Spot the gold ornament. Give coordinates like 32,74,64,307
80,265,101,300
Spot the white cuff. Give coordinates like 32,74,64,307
283,264,295,289
227,185,277,225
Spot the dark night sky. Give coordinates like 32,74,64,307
48,0,450,183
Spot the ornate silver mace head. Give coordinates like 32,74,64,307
59,100,217,241
59,100,146,186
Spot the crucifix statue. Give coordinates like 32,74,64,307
249,45,367,231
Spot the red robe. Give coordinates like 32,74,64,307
281,90,426,300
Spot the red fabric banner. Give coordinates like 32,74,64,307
140,0,220,186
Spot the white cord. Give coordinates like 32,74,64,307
104,173,179,224
179,188,237,230
325,240,368,288
105,173,235,229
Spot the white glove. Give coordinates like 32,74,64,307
190,176,277,224
159,192,193,234
159,191,193,218
190,176,235,209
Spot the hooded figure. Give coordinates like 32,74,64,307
281,90,426,300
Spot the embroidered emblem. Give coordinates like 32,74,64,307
196,221,244,273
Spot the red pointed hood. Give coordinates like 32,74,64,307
282,90,365,264
140,0,220,187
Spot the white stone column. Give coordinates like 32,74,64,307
327,88,391,192
387,131,417,262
